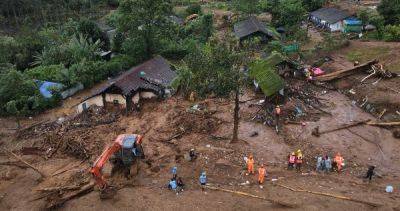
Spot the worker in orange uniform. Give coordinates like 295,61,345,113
258,164,266,184
246,155,255,175
334,153,344,173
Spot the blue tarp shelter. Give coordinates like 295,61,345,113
37,81,64,98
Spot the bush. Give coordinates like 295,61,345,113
107,0,120,7
25,64,74,86
69,60,106,88
383,25,400,41
100,54,135,77
186,4,202,15
76,19,110,50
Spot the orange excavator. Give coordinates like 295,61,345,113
90,134,144,192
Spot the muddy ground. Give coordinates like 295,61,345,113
1,73,400,210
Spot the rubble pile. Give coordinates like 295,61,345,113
19,106,123,160
168,109,222,134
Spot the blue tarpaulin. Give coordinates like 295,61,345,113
344,18,362,25
37,81,64,98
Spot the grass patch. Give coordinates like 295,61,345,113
387,61,400,73
346,46,390,63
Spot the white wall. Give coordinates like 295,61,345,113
329,21,343,32
105,94,126,105
77,91,159,113
76,95,104,113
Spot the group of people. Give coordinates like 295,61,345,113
167,166,207,194
168,166,185,194
246,155,267,185
287,150,303,172
167,148,376,195
316,153,344,173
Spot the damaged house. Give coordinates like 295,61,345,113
234,16,279,43
77,56,176,113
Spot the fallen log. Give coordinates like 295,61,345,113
275,183,382,207
315,60,378,82
46,182,95,209
5,149,46,178
312,120,370,137
366,121,400,127
206,185,297,208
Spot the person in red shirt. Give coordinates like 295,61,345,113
288,152,296,170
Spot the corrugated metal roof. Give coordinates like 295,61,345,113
114,56,176,95
310,8,351,24
234,16,277,40
82,56,176,102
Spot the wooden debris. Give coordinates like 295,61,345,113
37,185,82,192
275,183,382,207
20,147,43,156
5,149,46,178
378,109,387,119
46,182,95,209
206,185,297,208
312,120,370,137
315,60,378,82
366,121,400,127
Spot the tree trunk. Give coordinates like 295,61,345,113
231,86,240,143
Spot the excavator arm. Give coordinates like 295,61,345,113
90,142,122,189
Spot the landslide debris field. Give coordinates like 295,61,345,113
1,66,400,210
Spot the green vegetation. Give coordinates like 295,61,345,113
0,0,215,117
377,0,400,25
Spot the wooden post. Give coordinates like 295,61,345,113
126,93,133,115
102,93,106,109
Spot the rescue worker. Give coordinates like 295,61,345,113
258,164,266,185
324,156,332,173
316,156,323,172
246,155,255,175
177,177,185,191
199,171,207,191
189,149,197,161
275,105,282,133
288,152,296,170
168,178,177,193
365,166,375,182
171,166,177,179
334,153,344,173
295,149,303,172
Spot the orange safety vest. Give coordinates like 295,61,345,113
289,155,296,163
247,158,254,166
335,156,343,164
258,167,266,176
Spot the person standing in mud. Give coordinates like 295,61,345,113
274,105,281,133
295,150,303,172
365,166,375,182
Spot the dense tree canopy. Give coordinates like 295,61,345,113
377,0,400,25
118,0,174,60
